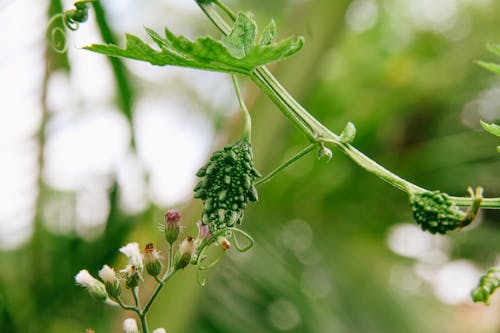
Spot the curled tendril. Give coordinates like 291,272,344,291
46,13,69,53
231,228,254,252
64,14,80,31
197,247,225,286
46,1,94,53
194,227,254,286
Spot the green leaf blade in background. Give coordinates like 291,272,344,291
476,60,500,75
481,121,500,138
486,43,500,56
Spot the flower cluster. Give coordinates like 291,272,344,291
74,209,233,332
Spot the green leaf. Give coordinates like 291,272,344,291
260,20,277,46
84,12,303,75
481,121,500,153
476,60,500,74
486,43,500,56
221,12,257,58
481,121,500,137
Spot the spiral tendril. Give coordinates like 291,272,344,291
46,1,93,53
46,13,68,53
194,227,254,286
231,228,254,252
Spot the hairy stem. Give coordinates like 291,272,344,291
196,0,500,209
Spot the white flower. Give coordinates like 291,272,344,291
98,265,116,283
120,264,142,288
120,242,143,271
179,236,195,255
75,269,97,287
75,269,108,301
152,329,167,333
122,318,139,333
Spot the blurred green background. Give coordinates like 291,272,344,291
1,0,500,332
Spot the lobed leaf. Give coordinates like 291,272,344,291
84,12,303,75
260,20,277,46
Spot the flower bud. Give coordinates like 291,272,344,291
219,237,231,251
164,209,181,244
120,243,144,272
120,264,142,289
196,221,211,241
317,145,333,161
122,318,139,333
152,329,167,333
175,236,195,270
99,265,122,298
144,243,162,277
75,269,108,301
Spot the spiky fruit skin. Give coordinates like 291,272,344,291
472,268,500,304
410,191,463,234
194,140,260,233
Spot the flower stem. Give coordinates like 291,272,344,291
196,0,500,209
132,287,141,308
139,314,149,333
168,243,174,273
116,297,140,313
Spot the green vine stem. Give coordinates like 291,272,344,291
196,0,500,209
232,75,252,140
255,143,315,186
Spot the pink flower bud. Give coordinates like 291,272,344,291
197,221,211,240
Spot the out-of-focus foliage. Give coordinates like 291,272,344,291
1,0,500,332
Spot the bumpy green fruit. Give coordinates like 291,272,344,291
472,268,500,305
410,191,463,234
194,139,261,233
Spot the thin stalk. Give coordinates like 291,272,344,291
232,75,252,140
256,143,316,186
132,287,141,308
116,297,140,313
131,287,148,333
214,0,236,20
168,243,174,273
197,0,500,209
139,314,149,333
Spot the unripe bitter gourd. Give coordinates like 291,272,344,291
410,191,464,234
194,139,261,233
